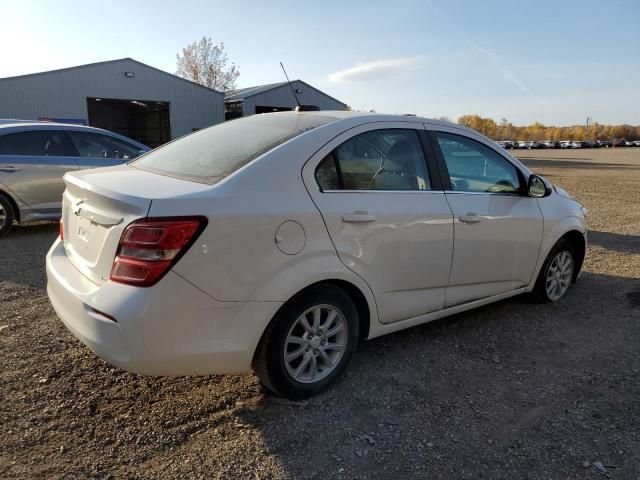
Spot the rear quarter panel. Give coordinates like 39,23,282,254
153,127,379,325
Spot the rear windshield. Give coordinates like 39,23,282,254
132,113,338,184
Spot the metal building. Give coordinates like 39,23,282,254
224,80,347,120
0,58,224,147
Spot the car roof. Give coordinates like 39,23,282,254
263,110,485,136
0,121,107,131
0,122,149,149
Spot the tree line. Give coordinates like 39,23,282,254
455,115,639,141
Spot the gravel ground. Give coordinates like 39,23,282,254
1,148,639,479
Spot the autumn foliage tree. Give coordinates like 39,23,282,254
176,37,240,91
457,115,640,141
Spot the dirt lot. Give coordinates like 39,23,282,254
1,148,639,479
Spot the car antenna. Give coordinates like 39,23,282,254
280,62,301,108
280,62,320,112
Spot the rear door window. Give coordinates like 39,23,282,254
315,129,431,191
133,113,338,184
0,130,77,157
69,131,142,160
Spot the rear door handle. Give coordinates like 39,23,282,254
0,166,21,172
458,213,485,223
342,212,376,223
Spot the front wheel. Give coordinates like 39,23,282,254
531,240,575,302
252,284,359,399
0,194,15,238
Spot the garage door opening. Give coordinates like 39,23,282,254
255,106,292,114
87,97,170,148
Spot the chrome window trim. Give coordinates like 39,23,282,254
320,189,445,194
443,190,521,196
319,189,522,197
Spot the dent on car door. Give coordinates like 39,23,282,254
0,130,79,213
69,131,144,168
303,123,454,324
429,129,543,307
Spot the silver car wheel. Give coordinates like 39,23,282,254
284,304,348,384
545,251,573,301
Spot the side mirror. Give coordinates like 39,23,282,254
527,174,551,198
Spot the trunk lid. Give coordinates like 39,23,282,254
62,164,212,284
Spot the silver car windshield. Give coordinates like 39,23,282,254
132,113,338,184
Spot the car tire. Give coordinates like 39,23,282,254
0,194,15,238
531,239,576,303
252,284,359,399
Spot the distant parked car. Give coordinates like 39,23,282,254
570,141,584,148
598,140,612,148
496,140,516,149
518,141,540,149
560,140,572,149
0,122,149,237
613,139,627,147
625,140,634,147
633,140,640,147
540,141,560,149
585,141,600,148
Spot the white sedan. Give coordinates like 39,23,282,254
46,112,587,398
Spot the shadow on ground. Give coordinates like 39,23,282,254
588,230,640,254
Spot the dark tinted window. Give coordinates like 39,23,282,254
0,130,77,157
315,154,341,190
134,113,338,184
435,132,520,193
315,129,430,191
69,131,142,160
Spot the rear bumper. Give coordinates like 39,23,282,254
46,238,282,375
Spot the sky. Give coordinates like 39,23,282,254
1,0,639,126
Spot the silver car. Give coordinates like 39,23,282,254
0,122,149,236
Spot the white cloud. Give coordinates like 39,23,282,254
328,56,424,83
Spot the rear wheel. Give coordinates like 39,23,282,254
531,239,575,302
0,194,15,238
252,284,359,399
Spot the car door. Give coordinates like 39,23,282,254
68,131,145,169
0,129,79,214
428,127,544,307
303,123,454,324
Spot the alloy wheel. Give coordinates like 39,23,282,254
284,304,348,384
545,251,573,301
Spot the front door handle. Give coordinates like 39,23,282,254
0,166,21,172
342,212,376,223
458,213,485,223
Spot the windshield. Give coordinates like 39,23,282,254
132,113,338,184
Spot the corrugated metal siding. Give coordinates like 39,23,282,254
241,81,346,116
0,59,224,139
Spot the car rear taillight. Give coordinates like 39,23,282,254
110,217,207,287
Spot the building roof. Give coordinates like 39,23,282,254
224,80,346,107
0,58,224,96
224,81,292,101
